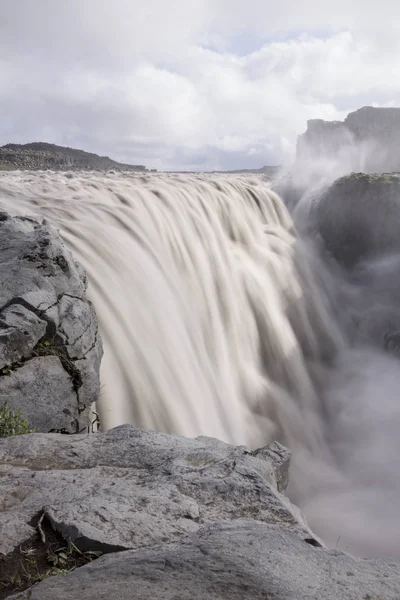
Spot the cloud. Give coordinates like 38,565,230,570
1,0,400,170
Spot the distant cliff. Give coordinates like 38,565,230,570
0,142,147,172
296,106,400,173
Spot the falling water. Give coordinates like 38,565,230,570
1,169,399,558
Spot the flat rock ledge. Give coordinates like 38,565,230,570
0,212,103,433
1,425,400,599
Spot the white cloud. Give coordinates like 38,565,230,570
1,0,400,170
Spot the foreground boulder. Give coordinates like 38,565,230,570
0,425,309,557
9,520,400,600
1,425,400,599
0,212,102,433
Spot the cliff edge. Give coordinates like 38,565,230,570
297,106,400,173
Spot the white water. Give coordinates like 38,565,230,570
0,169,399,558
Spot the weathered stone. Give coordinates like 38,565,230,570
0,357,85,434
2,426,400,599
0,212,103,433
0,425,316,557
250,440,291,493
0,305,47,370
0,214,85,308
46,296,98,359
7,520,400,600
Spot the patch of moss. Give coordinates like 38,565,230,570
0,401,36,438
337,172,400,185
0,162,15,171
0,360,24,376
0,513,102,599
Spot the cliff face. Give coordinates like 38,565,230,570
0,211,103,435
297,106,400,173
0,142,147,172
296,118,353,161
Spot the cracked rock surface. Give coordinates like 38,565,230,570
0,425,312,556
0,212,102,433
1,425,400,599
8,521,400,600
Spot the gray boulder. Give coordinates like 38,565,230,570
0,425,312,557
1,426,400,599
310,173,400,269
8,520,400,600
0,212,102,433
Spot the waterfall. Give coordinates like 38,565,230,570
1,169,400,558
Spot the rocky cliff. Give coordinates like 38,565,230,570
297,106,400,173
0,212,102,434
0,142,146,172
311,172,400,269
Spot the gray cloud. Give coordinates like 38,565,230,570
1,0,400,170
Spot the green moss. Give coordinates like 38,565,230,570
33,337,60,357
337,172,400,186
0,401,36,437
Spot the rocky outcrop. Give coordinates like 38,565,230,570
297,118,354,163
1,425,400,599
0,212,102,433
311,173,400,269
297,106,400,174
0,142,146,172
0,426,309,557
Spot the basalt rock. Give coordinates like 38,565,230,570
0,212,102,434
1,426,400,599
311,172,400,269
297,106,400,174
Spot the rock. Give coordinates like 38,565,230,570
0,142,147,172
249,440,291,493
0,305,47,370
296,106,400,175
0,425,315,557
0,357,84,434
297,118,354,165
9,520,400,600
2,426,400,599
311,173,400,269
0,212,103,433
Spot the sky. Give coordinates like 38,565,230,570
1,0,400,171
